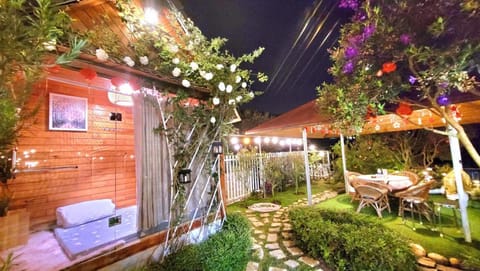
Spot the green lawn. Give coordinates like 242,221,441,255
227,181,480,268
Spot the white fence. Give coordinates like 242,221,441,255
224,151,331,204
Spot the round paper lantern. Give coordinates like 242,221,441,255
382,62,397,73
111,77,126,88
79,68,97,81
437,94,450,106
395,102,413,116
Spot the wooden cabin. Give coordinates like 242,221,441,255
0,0,227,269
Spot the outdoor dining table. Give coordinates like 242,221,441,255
357,174,413,192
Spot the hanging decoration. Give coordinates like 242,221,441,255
111,77,127,88
395,102,413,116
437,94,450,106
450,104,461,121
79,67,97,81
382,62,397,73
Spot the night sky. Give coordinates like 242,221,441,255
180,0,352,115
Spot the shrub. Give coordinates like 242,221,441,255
147,213,251,271
289,207,416,271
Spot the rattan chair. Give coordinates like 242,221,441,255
396,170,420,186
394,180,436,221
346,171,362,202
355,184,391,218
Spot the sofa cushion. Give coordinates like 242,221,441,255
56,199,115,228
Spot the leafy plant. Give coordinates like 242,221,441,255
317,0,480,167
144,213,251,271
0,252,19,271
289,207,416,271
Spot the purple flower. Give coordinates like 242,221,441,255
437,94,450,106
353,10,367,21
339,0,359,10
348,34,364,46
408,75,417,84
362,24,376,39
400,34,411,45
344,46,358,59
342,60,355,74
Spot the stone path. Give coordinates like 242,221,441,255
244,190,338,271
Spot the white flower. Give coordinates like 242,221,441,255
216,64,224,70
218,82,226,91
210,116,216,123
95,48,109,61
199,70,207,77
139,56,149,65
172,67,181,77
236,96,242,102
186,42,194,51
172,58,180,65
248,92,255,98
235,75,241,83
230,64,237,73
212,97,220,105
182,79,191,88
205,72,213,81
190,62,199,71
228,99,235,105
43,40,56,51
241,82,247,88
226,84,233,93
123,56,135,67
169,44,179,53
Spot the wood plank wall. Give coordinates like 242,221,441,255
10,70,137,231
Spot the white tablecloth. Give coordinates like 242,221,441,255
357,174,412,191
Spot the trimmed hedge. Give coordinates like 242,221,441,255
146,213,251,271
289,207,416,271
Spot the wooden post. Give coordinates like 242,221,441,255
302,128,312,205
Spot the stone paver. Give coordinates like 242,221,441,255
299,256,319,267
271,222,282,227
268,227,281,233
252,221,264,227
284,259,300,269
254,230,263,234
267,233,278,242
260,213,270,218
286,246,303,256
282,240,295,247
269,249,286,260
263,218,270,223
258,234,266,240
265,243,280,250
246,261,259,271
268,267,287,271
281,232,292,239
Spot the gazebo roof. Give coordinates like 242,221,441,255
245,99,480,139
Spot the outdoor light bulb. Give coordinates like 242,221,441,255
309,145,317,151
319,151,325,157
279,140,285,146
243,138,251,145
234,144,241,151
264,137,271,144
230,137,239,144
119,83,133,94
271,137,279,144
254,137,261,144
286,138,292,144
144,7,159,25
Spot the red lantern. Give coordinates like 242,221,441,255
80,68,97,81
111,77,126,88
129,79,142,91
395,102,412,116
382,62,397,73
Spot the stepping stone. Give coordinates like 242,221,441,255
282,240,295,247
254,230,263,235
436,265,462,271
281,232,292,239
265,243,280,250
269,249,286,260
272,218,281,223
252,222,264,227
248,217,259,222
263,218,270,224
268,267,287,271
286,246,303,256
271,222,282,227
260,213,270,218
258,234,266,240
267,233,278,242
253,247,264,260
299,256,319,267
252,243,262,250
245,209,254,214
246,261,259,271
268,227,281,233
284,259,300,268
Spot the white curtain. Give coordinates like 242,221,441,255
133,92,171,233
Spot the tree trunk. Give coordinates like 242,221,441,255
449,119,480,168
